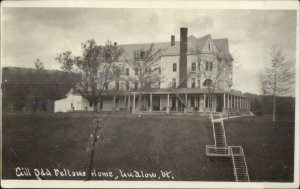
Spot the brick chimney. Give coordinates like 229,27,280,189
171,35,175,46
179,27,188,88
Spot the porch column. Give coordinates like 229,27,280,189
204,93,206,109
149,93,153,113
185,93,188,113
227,94,230,109
240,97,242,109
167,93,170,114
128,95,131,111
133,94,136,114
248,99,251,110
234,96,236,109
241,98,244,109
223,93,226,109
113,95,116,112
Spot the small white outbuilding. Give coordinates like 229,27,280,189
54,89,94,113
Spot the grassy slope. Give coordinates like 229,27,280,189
224,116,294,182
2,113,295,181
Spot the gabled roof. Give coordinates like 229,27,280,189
196,34,211,51
117,34,231,61
213,38,233,61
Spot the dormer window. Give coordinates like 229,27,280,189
140,51,145,59
134,51,140,59
134,51,145,60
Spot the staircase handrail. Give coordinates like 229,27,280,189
220,117,228,146
230,147,238,181
241,147,250,181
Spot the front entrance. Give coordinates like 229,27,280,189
216,95,224,112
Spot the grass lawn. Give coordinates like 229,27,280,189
2,113,295,182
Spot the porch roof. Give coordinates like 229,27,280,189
126,88,245,97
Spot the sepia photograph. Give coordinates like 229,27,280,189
1,0,299,188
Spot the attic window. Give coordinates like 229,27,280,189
208,43,211,51
140,51,145,59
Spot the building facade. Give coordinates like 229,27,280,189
55,27,250,115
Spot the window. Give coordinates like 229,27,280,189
135,67,138,76
134,51,140,59
210,62,213,71
126,68,129,76
205,62,209,71
105,53,111,61
126,81,130,90
140,51,145,59
191,78,196,88
203,79,212,87
172,79,176,88
116,80,119,90
89,101,93,107
104,82,108,90
208,43,211,51
198,62,201,71
134,81,138,89
173,63,177,72
191,97,195,107
197,79,200,88
192,62,196,72
145,67,151,74
205,96,212,108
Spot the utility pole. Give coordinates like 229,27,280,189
87,118,102,180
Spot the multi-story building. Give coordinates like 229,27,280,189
55,27,250,114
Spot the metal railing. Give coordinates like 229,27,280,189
206,145,230,156
229,146,250,182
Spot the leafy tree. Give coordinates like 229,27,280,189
260,46,295,121
31,58,46,111
125,44,163,116
56,39,124,112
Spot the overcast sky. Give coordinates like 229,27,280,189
2,8,297,94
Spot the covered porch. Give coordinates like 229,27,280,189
119,89,251,115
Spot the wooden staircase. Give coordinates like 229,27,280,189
214,122,228,154
230,146,250,182
172,76,188,107
206,113,250,182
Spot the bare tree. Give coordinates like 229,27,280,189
192,48,233,113
55,39,124,112
125,44,163,116
260,46,295,121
